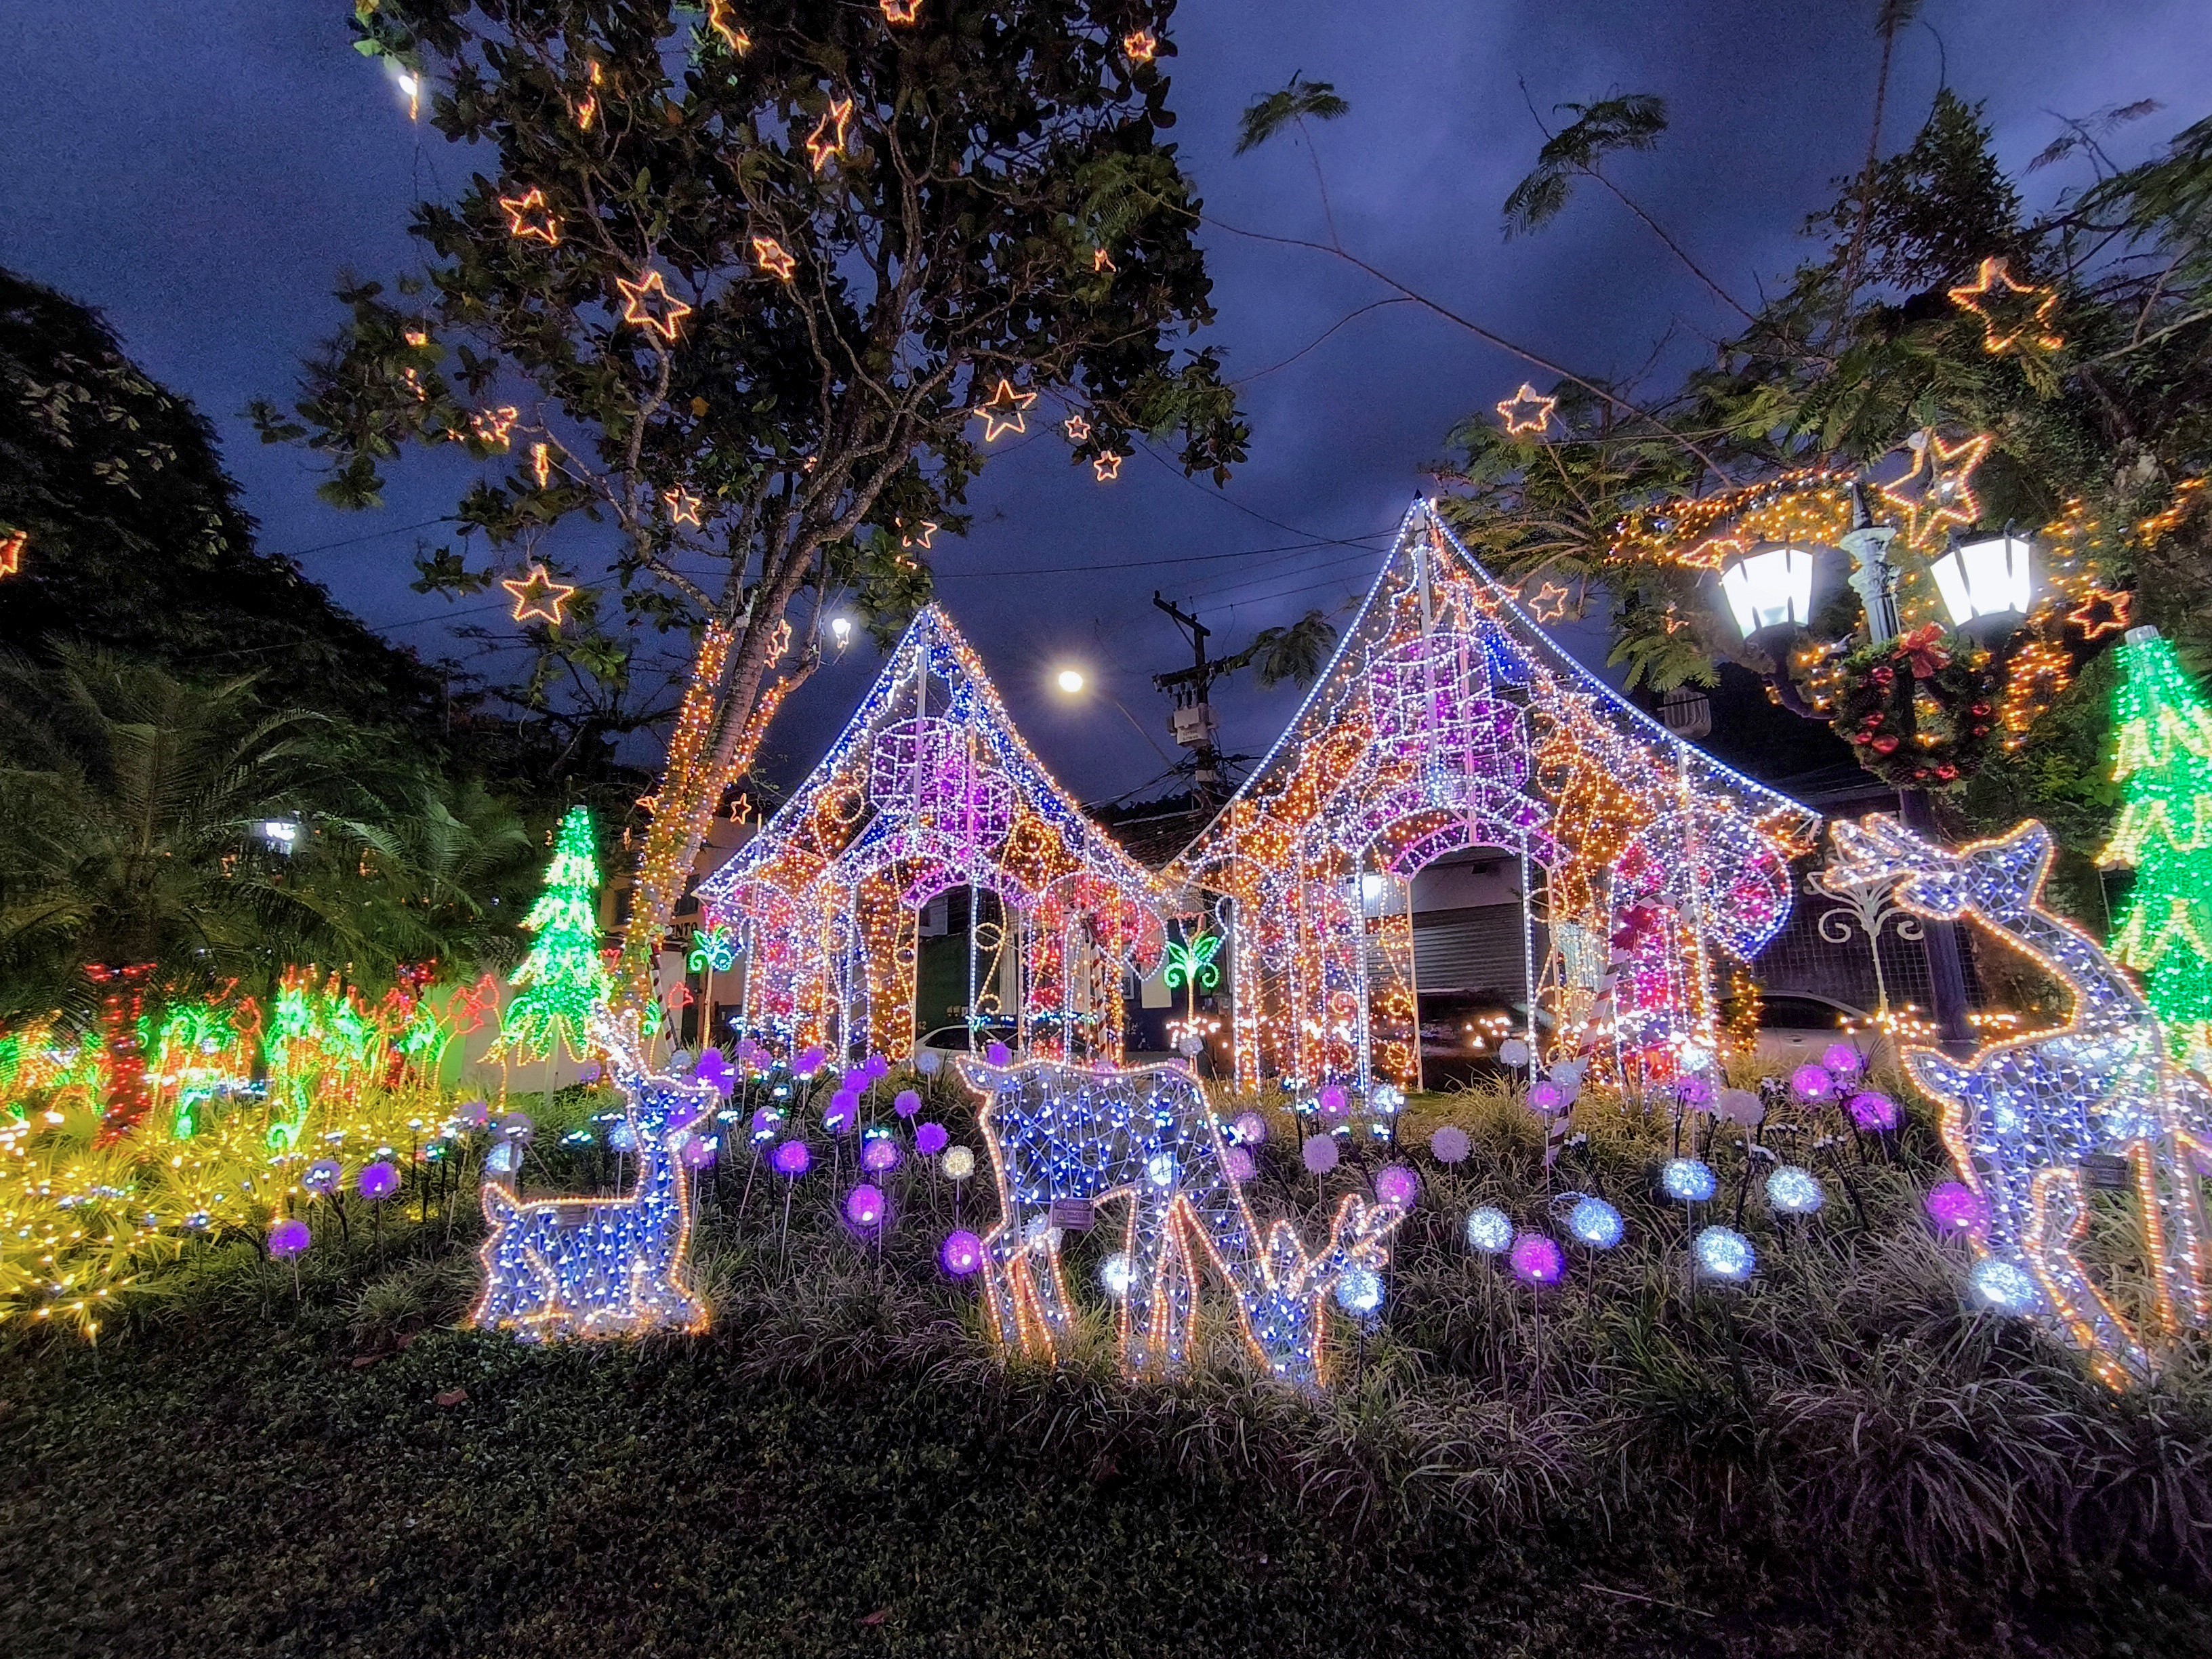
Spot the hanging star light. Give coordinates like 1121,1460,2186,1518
531,442,554,488
1092,249,1115,273
1063,413,1092,443
880,0,922,21
1948,255,2064,354
664,487,703,526
2068,586,2133,640
805,96,855,172
498,187,561,245
504,563,577,626
572,60,604,130
1093,452,1125,483
752,235,797,282
974,378,1038,441
1527,580,1573,622
1879,430,1993,550
0,529,24,579
1495,383,1557,438
900,520,939,550
1123,29,1158,63
470,406,520,447
615,270,693,342
705,0,752,52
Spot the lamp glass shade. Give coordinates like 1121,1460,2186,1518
1931,534,2033,627
1718,546,1816,637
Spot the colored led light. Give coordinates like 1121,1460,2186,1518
1694,1225,1756,1281
1465,1206,1514,1254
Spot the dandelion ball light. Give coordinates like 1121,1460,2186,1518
1662,1158,1718,1203
1466,1206,1515,1254
915,1122,951,1158
1498,1038,1530,1067
941,1229,983,1277
357,1161,400,1202
1846,1090,1900,1132
1791,1063,1835,1101
1925,1181,1982,1232
1821,1043,1864,1080
1336,1265,1385,1315
268,1218,311,1258
1525,1080,1565,1115
894,1088,922,1118
1429,1126,1471,1165
941,1145,975,1181
1301,1135,1340,1174
861,1134,901,1173
1099,1250,1135,1300
1694,1225,1757,1281
304,1158,344,1196
1568,1196,1624,1250
1511,1234,1565,1285
1374,1164,1419,1208
1971,1258,2041,1313
1225,1145,1256,1183
771,1140,813,1178
1317,1084,1349,1118
844,1183,886,1231
1233,1110,1267,1146
1766,1164,1825,1216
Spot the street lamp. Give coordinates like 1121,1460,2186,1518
1054,668,1086,695
1929,532,2033,634
1717,544,1818,643
829,615,853,649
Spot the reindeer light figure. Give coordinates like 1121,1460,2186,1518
1828,815,2212,1385
469,1016,712,1340
956,1057,1405,1390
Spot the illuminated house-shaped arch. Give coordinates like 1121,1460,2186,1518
1170,500,1819,1115
695,607,1168,1063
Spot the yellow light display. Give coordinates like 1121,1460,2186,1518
805,96,854,172
499,186,560,245
1947,255,2064,354
752,236,797,282
616,269,693,342
1494,383,1557,437
503,563,577,626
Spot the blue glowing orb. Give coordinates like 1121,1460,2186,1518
1335,1265,1385,1315
1568,1196,1625,1250
1694,1225,1756,1282
1970,1258,2041,1314
1765,1164,1824,1216
1465,1206,1515,1254
1662,1158,1718,1203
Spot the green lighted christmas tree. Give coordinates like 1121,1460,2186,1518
504,805,611,1060
2102,626,2212,1069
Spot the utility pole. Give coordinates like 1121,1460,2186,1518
1152,593,1224,804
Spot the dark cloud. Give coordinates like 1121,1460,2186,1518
4,1,2205,799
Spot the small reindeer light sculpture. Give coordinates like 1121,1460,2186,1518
1828,815,2212,1385
469,1015,712,1340
956,1055,1404,1390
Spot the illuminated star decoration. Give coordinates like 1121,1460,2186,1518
1879,430,1993,550
1092,248,1115,273
573,60,604,130
805,96,854,172
531,443,554,487
705,0,752,52
1526,581,1573,623
974,378,1038,441
880,0,922,22
1122,29,1158,63
900,520,939,550
664,487,703,526
1093,451,1124,483
404,328,430,348
0,529,24,579
2068,586,2133,640
1495,383,1557,438
616,269,693,342
470,405,520,447
1948,255,2064,355
1661,603,1691,635
504,563,577,626
752,235,797,282
498,187,560,245
1063,413,1091,443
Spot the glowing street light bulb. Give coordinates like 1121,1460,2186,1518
1055,668,1086,695
830,615,853,647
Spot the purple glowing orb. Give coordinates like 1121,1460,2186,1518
1429,1126,1471,1165
894,1089,922,1118
1374,1164,1419,1208
268,1218,311,1258
1926,1181,1983,1232
303,1158,344,1196
1301,1135,1340,1175
1526,1080,1566,1115
1510,1235,1565,1286
941,1229,984,1277
844,1183,886,1230
1224,1146,1256,1183
1791,1063,1835,1101
771,1140,813,1179
1821,1043,1864,1080
796,1046,825,1076
1846,1090,1900,1132
1317,1084,1349,1118
861,1134,902,1174
680,1135,718,1169
823,1092,860,1135
986,1042,1012,1067
1233,1111,1267,1146
914,1122,950,1158
356,1161,401,1202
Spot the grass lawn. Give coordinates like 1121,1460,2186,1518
5,1080,2210,1657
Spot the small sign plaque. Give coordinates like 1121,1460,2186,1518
2081,1153,2133,1192
1048,1198,1096,1233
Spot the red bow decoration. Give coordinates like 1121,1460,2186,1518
1897,624,1950,680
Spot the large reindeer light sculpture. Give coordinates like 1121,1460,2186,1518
1828,815,2212,1385
956,1056,1404,1390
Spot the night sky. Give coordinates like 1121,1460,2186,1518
5,2,2208,802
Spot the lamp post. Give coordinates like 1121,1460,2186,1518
1930,531,2034,636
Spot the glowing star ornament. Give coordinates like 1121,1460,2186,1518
1122,29,1158,63
805,96,855,172
705,0,752,52
955,1055,1406,1391
0,529,24,579
880,0,923,22
1062,413,1091,443
470,406,519,447
1526,580,1572,623
1092,451,1125,483
2068,586,2133,642
972,377,1038,441
471,1015,710,1340
504,563,576,626
752,235,797,282
1830,812,2212,1388
1495,383,1557,437
617,269,693,342
499,187,560,245
664,487,704,526
1879,430,1993,550
900,520,939,550
1947,255,2064,355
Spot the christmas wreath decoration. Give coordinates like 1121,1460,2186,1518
1830,625,2005,788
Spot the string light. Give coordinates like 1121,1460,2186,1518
1092,249,1115,273
1525,580,1572,621
1122,30,1158,64
502,808,613,1062
1494,384,1557,437
498,187,560,244
616,269,692,342
503,563,576,625
470,406,519,447
1063,413,1091,443
0,529,24,579
471,1016,711,1339
1830,813,2212,1388
880,0,923,22
1879,430,1993,551
957,1056,1404,1390
752,236,797,282
804,96,854,172
1947,255,2064,354
973,378,1038,441
2067,587,2133,640
705,0,752,52
573,59,603,130
531,442,554,487
664,487,703,525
